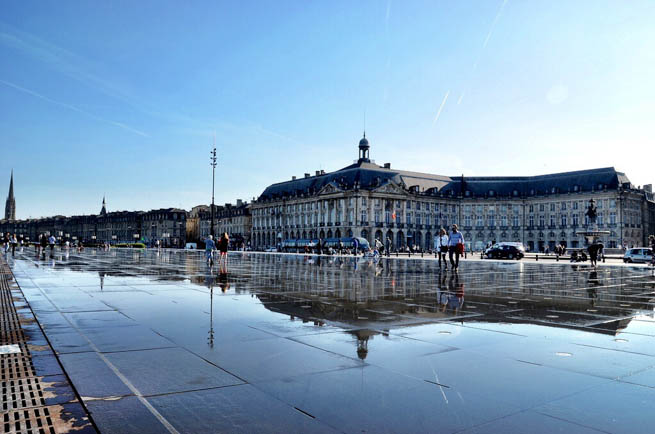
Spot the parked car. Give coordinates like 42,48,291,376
264,246,278,252
485,242,525,260
623,247,653,263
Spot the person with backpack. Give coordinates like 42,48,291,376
447,224,465,270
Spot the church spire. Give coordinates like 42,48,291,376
5,170,16,221
8,170,13,200
100,195,107,216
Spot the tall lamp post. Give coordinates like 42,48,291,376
210,143,217,238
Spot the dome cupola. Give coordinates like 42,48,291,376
358,132,370,163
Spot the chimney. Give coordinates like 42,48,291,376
644,184,652,193
315,170,320,176
320,170,325,175
236,199,243,206
304,173,310,178
384,163,391,169
292,176,296,180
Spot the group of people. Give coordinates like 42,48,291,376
204,233,229,266
434,224,465,270
2,232,19,255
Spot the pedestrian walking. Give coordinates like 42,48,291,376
48,234,56,256
10,234,17,256
204,235,216,266
447,224,465,270
435,228,449,270
218,232,229,265
39,234,48,257
374,238,383,256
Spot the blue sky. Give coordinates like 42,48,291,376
1,0,654,219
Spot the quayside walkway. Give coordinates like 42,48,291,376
1,257,95,434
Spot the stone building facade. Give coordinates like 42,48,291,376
197,200,252,247
251,135,654,252
0,200,187,247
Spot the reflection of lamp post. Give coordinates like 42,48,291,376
133,233,139,242
112,235,117,245
208,288,214,348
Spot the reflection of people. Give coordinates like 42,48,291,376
99,271,106,291
448,273,465,311
440,273,464,313
218,263,229,293
587,271,601,306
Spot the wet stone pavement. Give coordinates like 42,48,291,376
4,248,655,434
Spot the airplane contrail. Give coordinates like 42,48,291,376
0,78,149,137
482,0,508,49
433,90,450,125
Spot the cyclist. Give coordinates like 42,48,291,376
205,235,217,266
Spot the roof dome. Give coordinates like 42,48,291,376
359,134,369,148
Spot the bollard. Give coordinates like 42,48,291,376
396,251,399,257
536,254,538,261
602,255,606,263
556,255,559,262
421,251,424,258
434,251,437,258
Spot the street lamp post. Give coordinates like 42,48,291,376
210,143,217,238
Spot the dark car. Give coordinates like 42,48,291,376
485,243,525,260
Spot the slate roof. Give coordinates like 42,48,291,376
258,161,631,201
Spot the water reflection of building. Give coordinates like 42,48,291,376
250,255,654,338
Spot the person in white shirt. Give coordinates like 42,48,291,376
434,228,450,269
447,224,465,270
